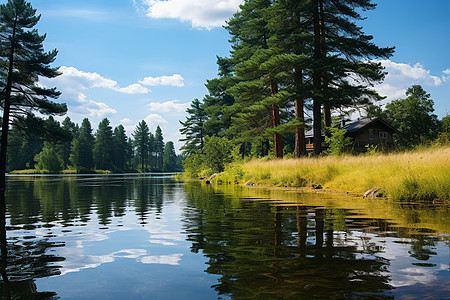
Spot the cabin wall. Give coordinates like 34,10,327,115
347,124,394,147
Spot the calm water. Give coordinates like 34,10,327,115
0,174,449,299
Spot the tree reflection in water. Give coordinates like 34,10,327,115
182,183,394,299
0,176,447,299
1,191,62,299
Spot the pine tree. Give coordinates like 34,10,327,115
179,99,207,155
113,125,127,170
163,141,177,172
132,120,150,170
70,118,94,170
0,0,67,190
61,117,78,168
309,0,394,154
93,118,114,170
154,126,164,171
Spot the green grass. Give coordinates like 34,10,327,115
217,145,450,202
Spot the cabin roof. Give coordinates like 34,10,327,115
304,117,399,138
343,117,399,133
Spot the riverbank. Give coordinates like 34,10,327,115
206,145,450,202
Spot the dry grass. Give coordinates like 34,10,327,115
220,146,450,201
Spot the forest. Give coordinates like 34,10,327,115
179,0,449,177
6,116,182,173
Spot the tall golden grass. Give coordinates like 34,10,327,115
220,146,450,201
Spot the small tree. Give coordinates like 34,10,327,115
324,127,352,156
34,143,63,173
163,141,177,172
203,136,233,173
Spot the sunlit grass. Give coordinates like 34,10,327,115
222,146,450,201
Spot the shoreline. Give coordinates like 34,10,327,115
187,145,450,203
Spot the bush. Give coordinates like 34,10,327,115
324,127,352,155
203,136,233,173
34,146,63,173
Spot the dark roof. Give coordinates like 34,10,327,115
305,117,399,138
343,117,399,133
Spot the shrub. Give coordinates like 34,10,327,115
34,146,63,173
324,127,352,155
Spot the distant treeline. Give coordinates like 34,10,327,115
6,116,182,173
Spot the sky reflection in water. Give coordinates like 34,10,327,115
1,174,449,299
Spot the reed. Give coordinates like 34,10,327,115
221,146,450,201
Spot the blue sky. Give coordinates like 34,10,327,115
23,0,450,151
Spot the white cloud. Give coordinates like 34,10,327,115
39,66,153,119
115,83,152,94
139,74,185,87
148,100,190,113
375,60,448,101
120,118,133,124
72,94,117,118
144,113,168,129
138,0,243,29
58,66,150,95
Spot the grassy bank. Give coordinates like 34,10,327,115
215,146,450,202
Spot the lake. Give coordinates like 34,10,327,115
0,174,449,299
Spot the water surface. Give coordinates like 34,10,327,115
0,174,449,299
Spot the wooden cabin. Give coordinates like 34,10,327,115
342,117,398,148
305,117,398,151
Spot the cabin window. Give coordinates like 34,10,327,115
368,129,374,140
379,132,388,140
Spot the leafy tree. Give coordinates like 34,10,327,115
34,142,63,173
112,125,127,171
132,120,150,170
324,127,352,156
384,85,440,146
70,118,94,170
162,141,177,172
0,0,67,190
93,118,114,170
154,126,164,171
179,99,207,155
203,136,233,173
436,115,450,144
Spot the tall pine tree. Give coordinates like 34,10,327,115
0,0,66,189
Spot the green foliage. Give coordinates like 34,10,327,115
0,0,67,181
365,144,379,156
34,144,63,173
93,118,114,170
384,85,440,146
182,152,206,178
132,120,150,170
179,99,207,155
113,125,128,171
163,141,177,172
70,118,94,170
324,128,352,156
203,136,234,173
154,126,165,171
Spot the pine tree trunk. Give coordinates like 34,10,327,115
313,0,322,155
294,69,306,158
0,16,17,274
319,0,331,129
323,103,331,127
271,81,283,158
